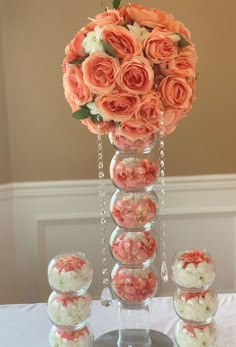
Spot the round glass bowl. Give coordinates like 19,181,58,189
110,226,157,266
175,320,217,347
47,291,92,330
109,130,157,153
110,151,159,191
171,249,216,290
49,324,93,347
110,190,158,230
111,264,158,305
48,252,93,295
173,288,218,324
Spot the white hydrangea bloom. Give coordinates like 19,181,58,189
82,26,104,54
127,22,150,41
87,102,108,121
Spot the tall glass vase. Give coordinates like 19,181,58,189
109,131,159,347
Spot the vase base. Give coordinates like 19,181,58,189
94,329,173,346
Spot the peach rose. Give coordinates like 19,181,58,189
160,46,198,77
93,9,123,26
159,75,193,110
117,56,154,95
163,108,185,134
126,4,174,29
63,65,92,111
101,24,142,59
117,119,156,141
135,91,163,130
143,27,179,64
81,118,115,135
62,30,87,73
82,51,120,94
167,20,191,41
96,91,140,122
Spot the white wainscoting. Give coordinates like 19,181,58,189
0,175,236,304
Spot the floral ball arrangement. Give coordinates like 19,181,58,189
47,292,92,330
172,249,216,290
110,230,157,265
62,1,198,139
175,320,218,347
174,288,218,324
49,325,93,347
111,264,158,303
48,253,93,295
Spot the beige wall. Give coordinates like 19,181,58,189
1,0,236,182
0,14,11,184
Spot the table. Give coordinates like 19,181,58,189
0,294,235,346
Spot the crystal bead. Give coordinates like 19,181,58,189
101,238,106,244
102,268,109,275
160,140,164,148
101,217,106,224
101,286,112,307
103,278,110,285
160,160,165,168
102,248,107,255
161,261,168,283
160,170,165,177
160,150,165,158
99,172,104,179
102,258,108,265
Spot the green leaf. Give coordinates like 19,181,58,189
113,0,121,9
177,33,191,48
72,108,91,120
102,42,116,57
114,121,120,128
69,56,88,65
90,114,102,123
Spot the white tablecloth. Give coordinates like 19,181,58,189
0,294,235,346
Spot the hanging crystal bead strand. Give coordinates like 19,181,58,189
159,111,169,283
97,123,113,307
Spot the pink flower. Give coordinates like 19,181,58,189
143,27,179,64
163,107,185,135
101,24,142,59
111,194,157,229
167,20,191,41
112,267,158,302
116,119,156,141
56,326,89,341
53,255,86,273
111,232,157,265
160,46,198,77
159,75,193,110
135,91,163,131
82,51,120,94
180,250,212,269
126,4,174,29
109,129,156,152
96,91,140,122
81,118,115,135
93,9,123,26
62,30,87,73
111,157,159,190
117,56,154,95
63,65,92,111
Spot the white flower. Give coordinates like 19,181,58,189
127,22,150,41
82,26,104,54
87,102,109,121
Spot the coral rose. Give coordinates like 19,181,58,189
163,108,185,134
135,91,163,130
93,9,123,26
81,118,114,135
96,91,140,122
63,65,92,111
117,56,154,95
167,20,191,41
62,30,87,73
160,46,198,77
117,119,156,141
159,75,193,110
126,4,174,29
82,52,119,94
101,24,142,59
143,28,179,64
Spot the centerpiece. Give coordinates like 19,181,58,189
62,1,197,345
